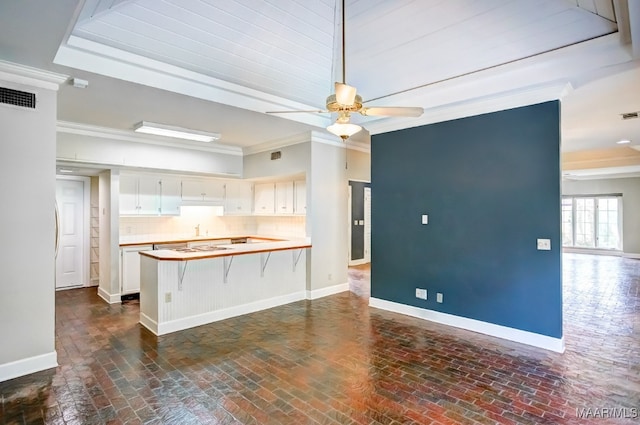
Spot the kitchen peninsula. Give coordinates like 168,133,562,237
138,236,311,335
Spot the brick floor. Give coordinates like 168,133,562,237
1,253,639,424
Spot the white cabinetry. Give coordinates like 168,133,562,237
159,177,182,216
225,181,253,215
254,183,275,215
119,174,159,215
182,179,225,203
120,245,152,295
275,181,294,214
294,180,306,214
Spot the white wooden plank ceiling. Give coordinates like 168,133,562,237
64,0,617,116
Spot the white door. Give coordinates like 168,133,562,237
364,187,372,263
56,179,85,289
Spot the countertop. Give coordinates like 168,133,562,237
139,237,311,261
120,234,289,247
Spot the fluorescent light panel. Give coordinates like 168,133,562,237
134,121,220,142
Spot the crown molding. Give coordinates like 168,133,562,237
54,36,332,128
243,130,371,156
57,121,243,156
366,80,573,136
0,60,68,91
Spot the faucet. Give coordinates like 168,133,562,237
195,224,200,237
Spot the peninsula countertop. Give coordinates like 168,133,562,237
138,237,311,261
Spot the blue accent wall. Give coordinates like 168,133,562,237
371,101,562,338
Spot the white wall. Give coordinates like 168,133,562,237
0,78,58,380
98,170,121,303
58,132,243,177
243,135,353,293
346,148,371,182
309,140,349,290
562,177,640,256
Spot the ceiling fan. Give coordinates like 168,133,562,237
266,0,424,141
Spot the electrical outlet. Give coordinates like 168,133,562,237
165,292,172,303
437,293,443,303
415,288,427,300
537,238,551,250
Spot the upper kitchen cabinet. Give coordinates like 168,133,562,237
275,181,294,214
159,177,182,216
225,180,253,215
120,174,160,215
294,180,306,215
254,183,275,215
182,179,225,203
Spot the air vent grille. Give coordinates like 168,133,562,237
271,151,282,160
621,112,638,120
0,87,36,109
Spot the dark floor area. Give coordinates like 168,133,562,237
1,253,639,424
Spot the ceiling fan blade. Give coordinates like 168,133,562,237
360,106,424,117
266,109,327,114
335,82,357,106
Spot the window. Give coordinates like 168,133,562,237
562,196,622,250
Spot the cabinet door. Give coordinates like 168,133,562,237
202,180,225,203
181,179,205,202
137,176,160,215
121,245,152,294
254,183,275,214
119,175,139,215
275,181,294,214
160,177,182,215
225,181,253,215
294,180,306,215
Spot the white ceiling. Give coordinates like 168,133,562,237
0,0,639,152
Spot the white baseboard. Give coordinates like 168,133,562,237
349,259,370,266
623,252,640,259
139,313,158,335
97,287,121,304
147,291,307,336
0,351,58,383
306,282,349,300
369,297,565,353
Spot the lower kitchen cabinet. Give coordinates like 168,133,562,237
120,245,152,295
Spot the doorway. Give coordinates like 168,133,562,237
55,177,90,289
348,181,371,266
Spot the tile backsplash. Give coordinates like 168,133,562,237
120,208,306,240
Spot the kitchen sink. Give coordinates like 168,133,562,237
174,246,229,252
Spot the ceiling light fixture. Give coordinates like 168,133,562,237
327,113,362,141
617,139,631,144
133,121,220,142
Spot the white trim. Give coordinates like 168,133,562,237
57,121,243,156
306,282,349,300
369,297,565,353
0,60,68,90
349,259,369,266
623,252,640,259
563,247,623,256
139,313,158,335
0,351,58,383
366,81,573,136
145,291,307,335
243,132,312,155
97,287,121,304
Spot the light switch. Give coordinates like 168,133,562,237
537,238,551,250
422,214,429,225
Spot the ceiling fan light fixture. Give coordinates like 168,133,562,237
133,121,220,142
327,121,362,141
